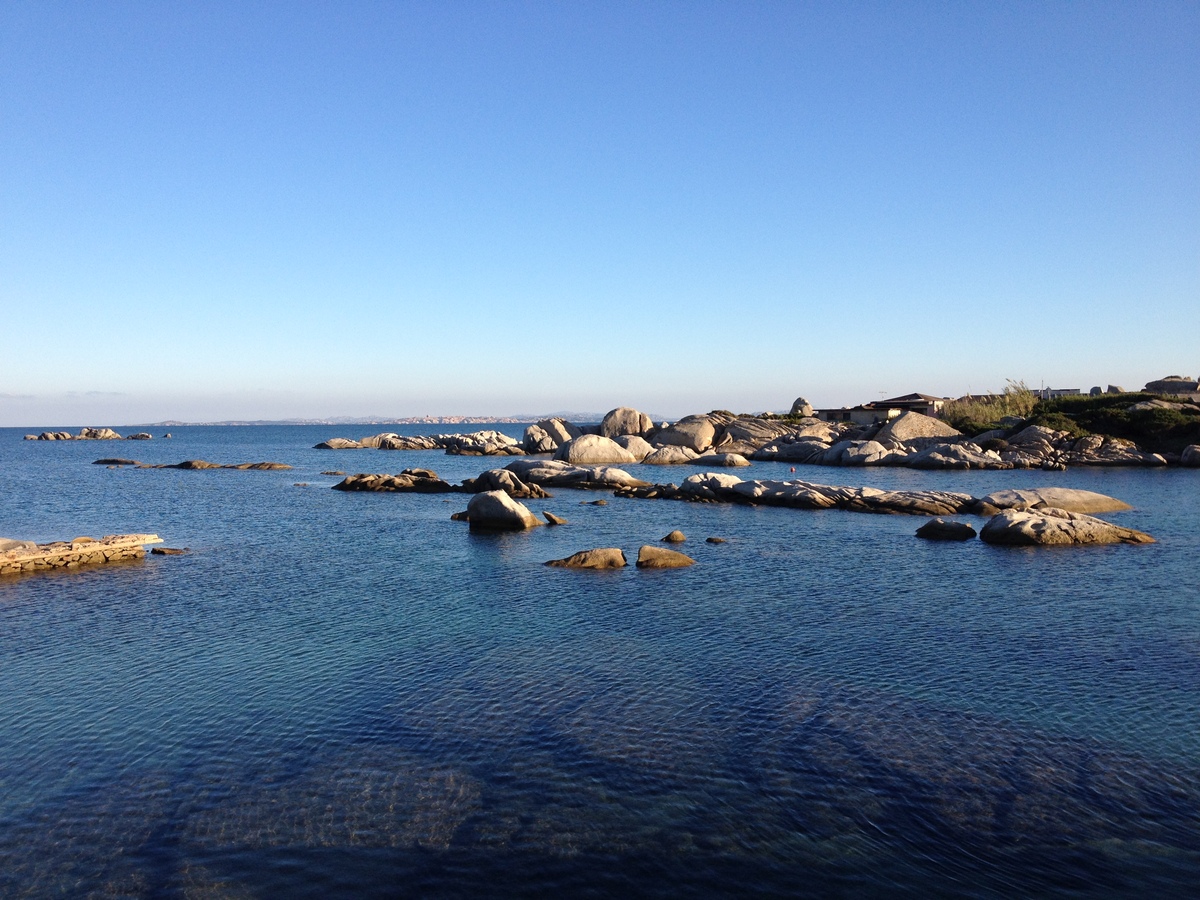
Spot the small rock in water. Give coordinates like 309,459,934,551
636,545,696,569
915,519,977,541
321,470,345,476
93,458,141,466
661,530,686,543
581,499,608,506
544,548,627,569
151,547,189,555
543,511,568,525
705,537,726,544
450,511,470,522
293,482,309,487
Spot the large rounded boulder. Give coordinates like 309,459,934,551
979,508,1153,546
652,416,717,453
599,407,655,439
553,434,637,465
465,490,542,531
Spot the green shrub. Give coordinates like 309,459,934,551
942,380,1038,434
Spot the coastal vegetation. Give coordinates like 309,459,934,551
940,381,1039,433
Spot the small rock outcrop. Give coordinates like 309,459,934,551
93,458,141,466
543,511,568,525
333,471,463,494
545,548,627,569
790,397,815,417
915,519,977,541
636,545,696,568
979,508,1154,546
465,491,542,531
661,530,686,543
314,438,365,449
1144,376,1199,395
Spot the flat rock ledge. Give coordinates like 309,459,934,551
1,534,163,577
979,508,1155,546
609,473,1134,519
133,460,292,470
332,468,550,499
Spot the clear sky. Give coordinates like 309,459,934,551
1,1,1196,426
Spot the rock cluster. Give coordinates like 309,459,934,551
25,427,143,441
135,460,292,470
316,404,1185,469
1,534,163,576
315,431,524,455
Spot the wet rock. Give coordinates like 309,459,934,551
705,536,726,544
321,470,345,476
691,452,751,467
150,547,189,555
314,438,365,449
916,519,977,541
93,458,140,466
465,490,542,531
636,545,695,568
545,548,627,569
661,530,686,543
542,511,568,525
980,508,1154,546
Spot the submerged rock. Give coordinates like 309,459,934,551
545,548,627,569
979,508,1154,546
915,519,977,541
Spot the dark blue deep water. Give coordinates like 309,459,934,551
1,425,1198,898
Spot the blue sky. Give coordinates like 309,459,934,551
1,1,1196,425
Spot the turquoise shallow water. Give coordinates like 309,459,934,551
1,425,1198,897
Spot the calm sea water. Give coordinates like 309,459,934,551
1,424,1198,898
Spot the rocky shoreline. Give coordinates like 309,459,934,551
316,405,1200,470
0,534,164,577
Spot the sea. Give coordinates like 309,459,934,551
1,424,1197,898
